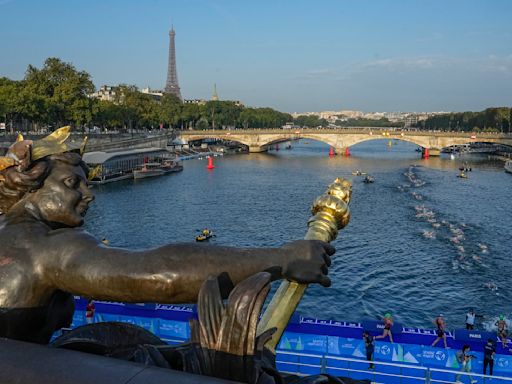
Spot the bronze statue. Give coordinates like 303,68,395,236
0,127,334,345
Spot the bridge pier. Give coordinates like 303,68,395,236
248,145,268,153
422,148,440,158
334,147,351,156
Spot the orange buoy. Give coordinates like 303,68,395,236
329,147,335,157
207,156,215,169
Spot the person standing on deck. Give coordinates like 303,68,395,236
363,330,375,370
455,345,477,384
483,338,496,376
465,309,476,330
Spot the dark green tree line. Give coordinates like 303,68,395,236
421,107,511,133
0,58,293,132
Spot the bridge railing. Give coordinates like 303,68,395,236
276,350,512,384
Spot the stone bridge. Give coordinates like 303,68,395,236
178,128,512,156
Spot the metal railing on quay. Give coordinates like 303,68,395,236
276,350,512,384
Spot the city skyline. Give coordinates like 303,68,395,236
0,0,511,113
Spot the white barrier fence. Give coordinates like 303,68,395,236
277,350,512,384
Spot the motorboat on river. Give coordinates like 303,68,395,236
505,160,512,174
195,229,214,242
363,175,375,183
133,160,183,180
351,170,367,176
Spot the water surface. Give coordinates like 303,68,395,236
85,139,511,329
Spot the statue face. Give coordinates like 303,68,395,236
26,161,94,228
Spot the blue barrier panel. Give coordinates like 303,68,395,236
117,315,158,335
325,357,349,371
361,319,402,335
276,351,299,373
494,355,512,375
122,303,157,311
298,355,322,375
159,319,190,340
276,361,299,373
345,361,372,382
420,346,460,369
72,311,86,327
402,344,423,364
374,342,404,363
401,366,426,384
276,352,299,363
278,332,327,353
327,336,366,358
154,304,196,321
454,328,496,344
373,370,402,384
296,317,362,338
96,313,120,322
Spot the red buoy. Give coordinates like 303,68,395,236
423,148,429,159
344,147,351,157
329,147,335,157
207,156,215,169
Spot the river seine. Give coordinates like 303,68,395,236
85,139,511,330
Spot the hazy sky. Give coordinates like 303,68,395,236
1,0,511,113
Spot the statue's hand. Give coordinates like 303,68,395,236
280,240,335,287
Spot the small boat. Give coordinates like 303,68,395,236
196,229,214,242
363,175,375,183
133,160,183,180
351,170,367,176
505,160,512,174
458,164,472,172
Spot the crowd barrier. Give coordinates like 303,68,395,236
70,298,512,380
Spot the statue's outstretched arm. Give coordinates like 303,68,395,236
43,229,333,304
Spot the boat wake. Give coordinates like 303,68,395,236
399,166,491,272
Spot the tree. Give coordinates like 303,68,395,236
181,102,201,129
158,94,183,128
23,57,95,128
0,77,23,132
294,114,328,128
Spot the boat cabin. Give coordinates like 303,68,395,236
83,147,174,184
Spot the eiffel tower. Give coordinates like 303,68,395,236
164,27,182,100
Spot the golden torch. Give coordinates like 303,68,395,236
256,177,352,352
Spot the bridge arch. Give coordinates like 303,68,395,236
179,133,252,148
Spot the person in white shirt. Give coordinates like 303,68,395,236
465,309,476,330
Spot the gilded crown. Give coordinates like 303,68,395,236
0,126,87,172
